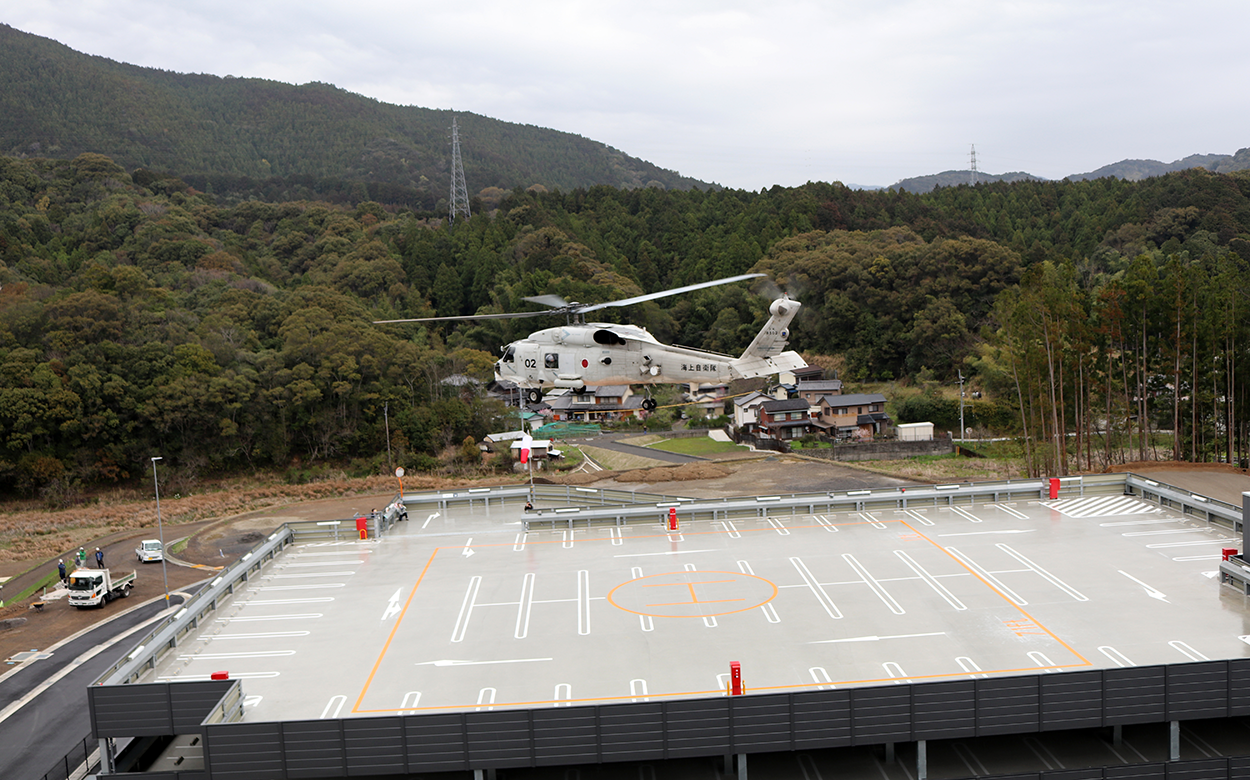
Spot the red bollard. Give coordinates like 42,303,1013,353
1223,548,1238,561
729,661,743,696
211,671,229,680
668,507,679,531
1048,478,1060,500
355,516,368,540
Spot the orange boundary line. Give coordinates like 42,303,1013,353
352,514,1092,713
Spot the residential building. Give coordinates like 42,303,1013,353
547,385,644,422
812,393,891,440
732,391,771,434
758,398,813,440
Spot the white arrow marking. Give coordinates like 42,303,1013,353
1118,570,1168,601
382,588,402,621
810,632,945,644
462,538,474,558
415,658,553,667
422,512,439,529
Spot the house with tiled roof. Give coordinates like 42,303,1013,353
547,385,644,422
811,393,891,440
757,397,813,441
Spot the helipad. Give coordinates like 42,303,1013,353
145,489,1244,720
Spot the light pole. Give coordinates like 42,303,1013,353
151,456,170,607
957,370,966,446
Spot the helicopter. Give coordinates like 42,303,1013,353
375,273,807,408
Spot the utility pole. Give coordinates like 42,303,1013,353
384,401,392,471
958,370,966,444
449,115,470,224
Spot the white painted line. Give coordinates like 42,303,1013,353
737,560,781,623
721,520,742,538
1146,538,1239,549
1169,641,1208,661
178,650,296,660
217,613,323,622
998,544,1088,601
632,567,654,632
416,658,553,667
902,509,934,527
894,551,967,610
382,587,403,621
563,530,574,549
945,547,1027,605
255,584,346,591
269,572,355,579
399,691,421,715
1118,570,1168,602
938,530,1034,537
159,671,281,681
451,576,481,643
243,695,263,708
630,679,649,702
515,573,535,639
1098,646,1135,667
614,549,715,558
1174,554,1223,561
554,684,572,707
610,527,622,546
990,504,1028,520
462,538,475,558
765,518,790,536
423,512,439,529
814,514,841,532
857,512,887,529
1100,518,1176,527
789,557,842,619
956,657,985,677
666,532,684,542
950,506,982,523
810,632,944,645
210,632,310,641
476,688,496,711
1122,528,1209,537
320,696,346,719
1027,651,1057,671
282,561,364,567
578,570,590,635
292,550,374,557
809,667,834,688
883,662,910,683
245,597,336,605
842,554,904,614
513,532,526,551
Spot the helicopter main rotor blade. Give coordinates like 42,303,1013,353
374,310,554,324
521,294,570,309
575,273,765,314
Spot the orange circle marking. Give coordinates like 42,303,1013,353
607,570,778,618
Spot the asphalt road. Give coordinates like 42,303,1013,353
0,592,192,780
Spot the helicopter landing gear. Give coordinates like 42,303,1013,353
641,398,657,412
525,388,543,404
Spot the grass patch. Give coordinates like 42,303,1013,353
0,569,60,607
170,538,189,556
648,437,747,456
580,446,668,471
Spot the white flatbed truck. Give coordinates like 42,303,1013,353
136,539,164,562
67,567,136,608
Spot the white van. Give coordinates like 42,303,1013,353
135,539,164,562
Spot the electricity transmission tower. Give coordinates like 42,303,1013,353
449,116,470,224
969,144,979,186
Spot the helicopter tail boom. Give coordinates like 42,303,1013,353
728,296,807,379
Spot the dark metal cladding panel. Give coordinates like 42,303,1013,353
90,686,174,738
850,686,912,744
203,723,286,780
976,676,1040,735
1231,660,1250,717
531,708,600,766
913,680,976,740
465,710,533,767
404,713,468,772
1166,758,1233,780
664,698,731,757
1105,666,1166,725
1167,662,1229,721
598,703,666,763
343,717,405,776
1229,754,1250,780
1040,670,1104,730
1103,762,1166,780
978,774,1040,780
171,680,238,732
283,720,345,778
730,694,794,752
792,689,852,749
1043,769,1105,780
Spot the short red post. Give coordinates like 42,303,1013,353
729,661,743,696
1048,478,1060,500
211,671,229,680
355,516,368,540
668,507,678,531
1223,548,1238,561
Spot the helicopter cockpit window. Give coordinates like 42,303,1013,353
593,329,627,346
544,353,559,368
501,345,515,363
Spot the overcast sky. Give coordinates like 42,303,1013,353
9,1,1250,189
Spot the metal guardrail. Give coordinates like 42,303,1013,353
38,734,97,780
1123,472,1243,530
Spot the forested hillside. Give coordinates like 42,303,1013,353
0,24,709,212
2,151,1250,501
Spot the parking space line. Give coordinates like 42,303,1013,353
765,518,790,535
578,570,590,635
809,667,833,689
789,557,842,619
320,695,346,719
893,550,967,610
1098,646,1134,666
630,679,648,702
996,544,1088,601
515,573,535,639
476,688,496,711
631,567,654,632
1170,641,1208,661
813,515,840,532
950,506,982,523
956,656,985,678
944,547,1028,605
842,554,904,614
210,631,310,640
902,509,934,526
858,512,887,529
399,691,421,715
883,662,910,683
554,684,572,706
990,504,1028,520
451,576,481,643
